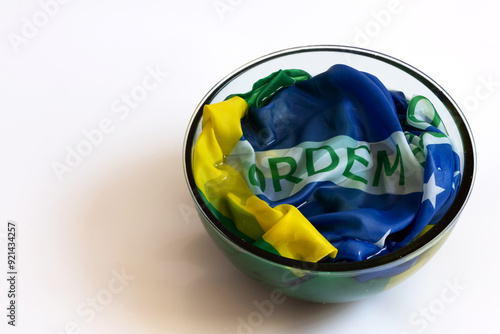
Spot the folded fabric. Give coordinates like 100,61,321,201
193,64,461,263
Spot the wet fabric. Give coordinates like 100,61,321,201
193,64,461,263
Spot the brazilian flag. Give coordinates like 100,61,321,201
193,65,461,263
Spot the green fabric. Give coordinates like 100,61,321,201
198,189,255,243
226,69,311,108
253,238,281,256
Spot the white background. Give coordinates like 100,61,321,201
0,1,498,333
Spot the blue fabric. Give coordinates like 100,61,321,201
242,64,407,150
237,64,461,263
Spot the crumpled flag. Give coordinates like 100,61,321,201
193,64,461,263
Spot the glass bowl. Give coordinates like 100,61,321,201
183,45,475,303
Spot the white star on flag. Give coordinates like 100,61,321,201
422,173,445,209
374,229,391,248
